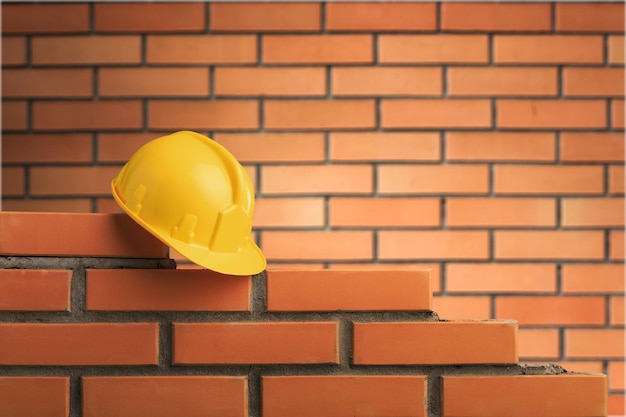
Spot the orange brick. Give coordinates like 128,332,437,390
566,329,624,358
442,3,551,32
518,329,560,359
494,35,603,64
609,36,624,64
447,132,556,162
215,67,325,96
494,165,604,194
609,166,624,195
262,376,426,417
148,100,258,130
267,270,431,312
354,321,517,365
0,377,69,417
32,36,140,65
562,264,625,294
327,2,436,31
210,3,320,32
2,199,92,213
447,198,556,227
442,375,607,417
215,133,325,164
0,270,70,311
99,68,209,97
611,296,624,326
498,99,606,129
611,230,625,260
332,67,442,96
561,133,625,162
432,296,491,320
2,3,89,34
2,134,92,163
379,231,489,260
556,3,625,32
83,376,247,417
496,296,606,326
2,167,24,196
2,100,27,131
265,99,375,130
448,67,558,96
173,322,338,364
98,132,162,162
447,264,557,293
564,68,625,97
94,3,205,32
262,164,372,195
0,323,158,365
327,263,443,294
329,197,440,227
612,99,624,129
330,132,440,162
86,269,250,311
0,212,166,258
146,35,257,64
562,198,625,227
609,395,625,416
609,361,625,391
378,165,489,194
379,35,488,63
30,166,118,196
382,99,491,128
261,231,373,261
495,231,604,260
2,37,26,66
263,35,372,64
33,100,142,131
254,198,324,228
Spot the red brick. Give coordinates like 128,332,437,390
447,264,557,293
267,270,431,312
495,231,604,260
442,375,607,417
446,132,555,162
354,321,517,365
566,329,624,358
609,361,625,390
2,36,26,66
33,100,142,131
329,197,440,227
330,132,440,162
447,198,556,227
442,3,551,32
82,376,246,417
2,199,92,213
612,99,624,129
30,166,120,196
378,164,489,194
562,198,625,227
2,3,89,34
519,329,560,359
265,99,375,130
561,133,625,162
214,133,325,163
562,264,625,294
379,35,488,63
95,3,205,32
261,164,372,195
327,2,436,31
2,100,27,131
173,322,338,364
332,67,442,96
210,3,320,32
449,67,557,97
262,376,427,417
611,297,624,325
146,35,257,64
498,99,606,129
494,35,603,64
87,269,250,311
2,134,92,163
609,166,624,194
494,165,604,194
496,296,606,326
0,323,157,365
254,198,324,228
32,36,141,65
2,167,24,196
609,36,624,64
432,296,491,320
263,35,372,64
382,99,491,128
215,67,325,96
0,212,166,258
609,394,625,416
262,231,373,261
327,263,443,294
556,3,625,32
564,68,625,97
0,377,69,417
148,100,258,130
379,231,489,260
99,68,209,97
0,270,71,311
611,230,625,260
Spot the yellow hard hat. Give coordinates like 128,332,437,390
111,131,266,276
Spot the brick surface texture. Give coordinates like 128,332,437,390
0,2,622,416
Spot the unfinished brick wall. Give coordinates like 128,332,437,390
1,2,624,414
0,211,608,416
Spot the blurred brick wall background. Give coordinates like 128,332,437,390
1,1,624,413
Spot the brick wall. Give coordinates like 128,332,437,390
1,1,624,414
